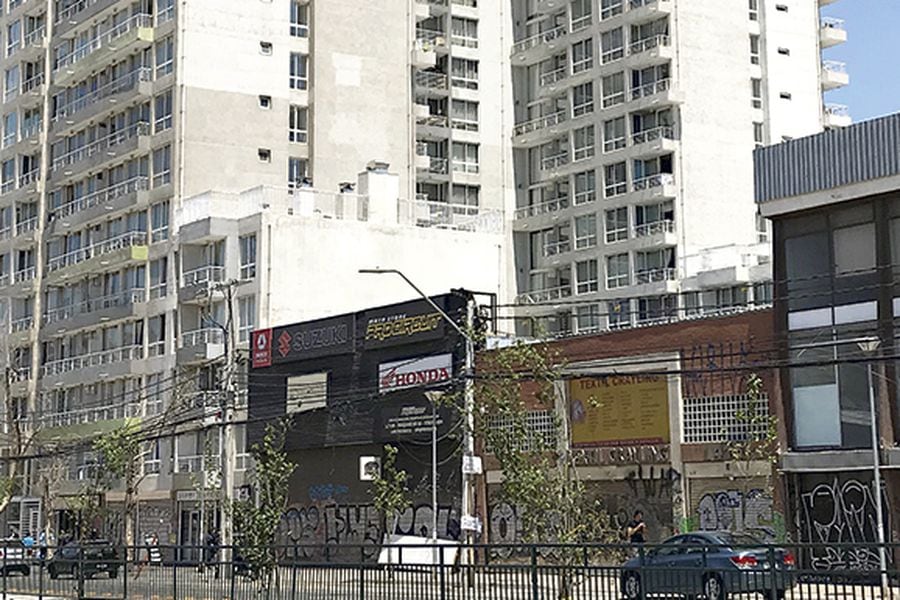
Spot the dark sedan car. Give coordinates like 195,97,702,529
621,531,794,600
48,541,120,580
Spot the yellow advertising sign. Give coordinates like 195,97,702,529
569,375,670,448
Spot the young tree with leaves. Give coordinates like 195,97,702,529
231,420,295,591
94,420,146,547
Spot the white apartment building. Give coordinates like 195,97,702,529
0,0,512,543
508,0,846,336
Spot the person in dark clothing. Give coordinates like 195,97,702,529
202,530,220,579
626,510,647,544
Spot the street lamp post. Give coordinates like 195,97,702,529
359,269,477,558
857,338,888,596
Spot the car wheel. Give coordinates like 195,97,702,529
622,571,642,599
704,575,727,600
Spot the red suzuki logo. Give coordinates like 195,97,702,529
277,331,292,358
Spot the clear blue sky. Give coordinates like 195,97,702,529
823,0,900,121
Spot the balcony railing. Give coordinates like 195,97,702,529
50,175,149,221
427,157,448,174
24,26,45,48
15,217,38,236
416,28,447,47
182,265,225,287
633,172,674,190
19,170,40,187
511,25,567,55
181,328,225,347
629,34,669,55
513,110,566,137
541,153,569,170
822,59,847,74
401,200,503,234
821,16,845,31
514,196,569,219
825,103,849,117
11,316,33,333
13,267,36,283
631,125,676,145
543,240,572,257
40,345,143,377
516,285,573,304
631,78,671,100
41,402,141,429
51,122,149,173
635,267,676,284
56,0,99,23
55,14,152,73
47,230,148,272
43,288,145,325
415,71,448,90
22,72,43,94
54,67,152,123
635,220,675,237
21,119,42,141
539,67,566,87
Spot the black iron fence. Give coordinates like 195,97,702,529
0,541,895,599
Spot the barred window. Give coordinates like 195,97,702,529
486,410,556,453
682,394,771,444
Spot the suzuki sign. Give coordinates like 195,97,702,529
378,354,453,393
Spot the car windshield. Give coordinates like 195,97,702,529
714,532,764,547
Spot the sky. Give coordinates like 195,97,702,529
823,0,900,121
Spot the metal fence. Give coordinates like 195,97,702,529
0,541,895,600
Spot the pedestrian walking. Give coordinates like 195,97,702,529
202,530,220,579
626,510,647,545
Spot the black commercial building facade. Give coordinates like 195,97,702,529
248,293,472,554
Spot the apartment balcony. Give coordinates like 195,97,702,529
625,0,674,22
634,267,678,292
415,113,449,140
821,60,849,90
515,284,573,304
416,156,450,182
628,78,684,110
53,14,155,87
632,173,677,201
414,0,448,20
47,175,150,235
824,103,852,128
542,239,572,264
540,152,570,179
537,67,569,98
4,72,45,113
10,26,48,65
624,34,674,68
9,267,37,295
416,27,448,53
8,316,36,347
179,265,225,303
1,171,41,207
44,230,149,285
820,17,847,47
411,38,439,69
52,67,152,135
414,71,449,97
510,25,568,66
6,0,46,19
55,0,120,37
49,122,151,184
40,345,143,387
39,401,140,434
42,288,146,336
630,125,679,156
512,110,567,146
513,196,570,223
177,328,225,364
633,220,677,248
400,198,503,234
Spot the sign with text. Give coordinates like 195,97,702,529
574,444,671,466
363,298,451,349
380,404,445,440
569,375,670,448
253,315,354,367
251,328,273,368
378,354,453,393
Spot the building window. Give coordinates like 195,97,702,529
572,125,595,161
289,104,308,142
240,234,257,280
751,78,762,108
753,122,764,147
573,170,596,205
238,296,256,343
600,28,623,64
750,35,760,64
451,58,479,90
756,213,769,242
574,214,597,249
290,0,309,37
450,16,478,48
575,259,598,294
288,156,308,190
150,257,167,299
451,142,479,174
637,295,676,324
683,291,702,317
606,253,629,289
572,82,593,118
452,184,480,211
575,304,600,334
833,223,876,276
290,52,308,89
154,90,173,132
155,36,174,78
753,281,773,305
715,286,749,310
571,38,594,74
571,0,592,31
151,200,169,242
259,41,273,55
605,207,628,243
748,0,759,20
603,162,627,197
602,117,625,152
635,248,676,283
152,145,171,187
156,0,175,24
7,21,21,57
451,99,479,131
148,314,166,357
601,72,625,108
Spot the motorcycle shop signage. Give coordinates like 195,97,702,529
251,314,354,368
378,354,453,393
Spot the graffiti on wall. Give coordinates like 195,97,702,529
280,503,459,558
682,341,753,398
695,488,776,542
800,477,889,571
